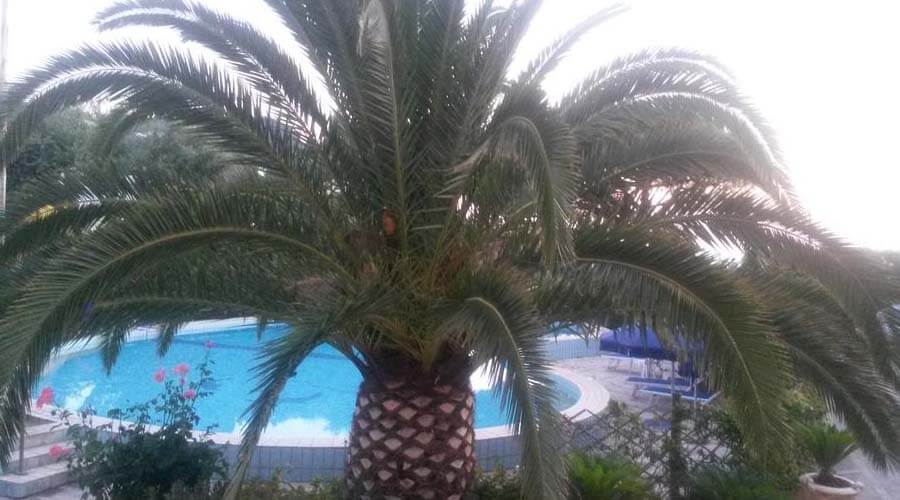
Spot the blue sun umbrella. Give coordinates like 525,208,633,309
600,326,677,361
600,326,676,360
600,326,701,381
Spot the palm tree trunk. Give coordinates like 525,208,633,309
345,377,476,499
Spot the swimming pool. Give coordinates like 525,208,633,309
39,324,582,438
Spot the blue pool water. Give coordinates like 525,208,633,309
39,325,580,438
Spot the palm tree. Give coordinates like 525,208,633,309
0,1,898,498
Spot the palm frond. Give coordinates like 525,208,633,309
755,270,900,469
450,87,579,266
539,227,792,455
224,278,393,498
0,187,341,392
515,3,627,87
579,101,790,204
223,327,325,499
0,40,308,172
616,182,900,386
95,0,328,132
449,0,542,158
439,266,567,500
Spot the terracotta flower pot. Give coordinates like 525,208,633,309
798,472,863,500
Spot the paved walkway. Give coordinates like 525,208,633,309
841,452,897,500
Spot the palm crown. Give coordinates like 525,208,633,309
1,1,899,499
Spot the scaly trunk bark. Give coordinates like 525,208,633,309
345,376,476,499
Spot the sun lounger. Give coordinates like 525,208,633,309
626,376,692,387
636,385,719,405
600,351,641,372
627,376,693,397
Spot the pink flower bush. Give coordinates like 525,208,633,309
48,444,70,460
153,368,166,383
183,388,197,400
35,387,54,409
204,339,215,350
173,363,190,377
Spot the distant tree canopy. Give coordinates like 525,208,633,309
6,109,93,193
6,108,221,193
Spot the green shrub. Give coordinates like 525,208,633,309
467,467,521,500
567,453,652,500
225,476,344,500
162,474,344,500
60,354,226,500
797,422,857,484
689,467,791,500
703,402,805,489
784,387,827,426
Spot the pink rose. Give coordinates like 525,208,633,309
153,368,166,383
173,363,190,376
183,388,197,400
36,387,54,409
48,444,70,460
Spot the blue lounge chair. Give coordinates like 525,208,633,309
600,351,641,372
627,376,693,397
636,385,719,405
626,376,692,387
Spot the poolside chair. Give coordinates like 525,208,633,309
636,385,720,406
626,376,693,397
600,351,641,372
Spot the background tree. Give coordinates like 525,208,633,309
5,108,222,194
4,108,94,193
0,1,898,499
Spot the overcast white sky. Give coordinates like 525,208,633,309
4,0,899,250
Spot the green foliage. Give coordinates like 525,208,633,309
702,386,828,483
105,120,223,181
62,355,226,500
689,467,791,500
170,469,526,500
6,109,223,195
161,474,344,500
467,467,522,500
5,108,94,192
797,423,858,481
699,389,849,492
703,407,800,491
222,476,343,500
470,460,654,500
784,387,827,425
567,454,652,500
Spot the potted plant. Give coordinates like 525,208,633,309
797,423,863,499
